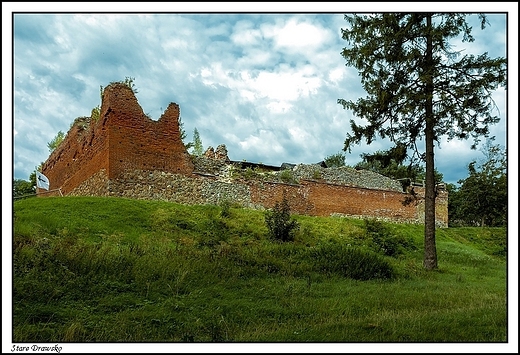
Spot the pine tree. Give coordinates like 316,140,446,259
338,13,506,269
191,128,203,156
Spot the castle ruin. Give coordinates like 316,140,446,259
40,83,448,227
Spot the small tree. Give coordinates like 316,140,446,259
324,151,346,168
265,194,299,242
191,128,203,156
91,106,100,121
452,140,507,227
13,179,35,198
179,117,194,150
47,131,65,153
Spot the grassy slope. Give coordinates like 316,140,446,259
12,196,507,342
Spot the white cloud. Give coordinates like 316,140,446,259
239,130,285,156
266,101,292,114
231,20,263,46
265,18,331,51
328,67,345,84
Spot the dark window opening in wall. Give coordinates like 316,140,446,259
120,141,122,144
120,160,123,163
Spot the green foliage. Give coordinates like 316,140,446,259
338,14,506,153
91,106,100,121
243,167,257,180
109,76,138,93
229,165,265,181
219,199,232,218
265,195,299,242
324,151,346,168
355,145,444,189
191,128,203,156
309,242,395,280
279,169,297,184
179,117,193,150
47,131,65,153
449,141,507,227
364,219,417,257
29,169,38,189
13,179,35,198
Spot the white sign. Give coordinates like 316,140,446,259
36,171,50,190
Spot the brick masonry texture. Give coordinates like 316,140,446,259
40,83,448,227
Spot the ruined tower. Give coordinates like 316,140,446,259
41,83,194,196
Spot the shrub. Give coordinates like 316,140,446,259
219,200,232,218
309,242,394,280
279,169,297,184
91,106,100,121
324,151,346,168
243,167,257,180
265,195,299,242
364,219,416,257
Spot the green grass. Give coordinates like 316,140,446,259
12,196,507,343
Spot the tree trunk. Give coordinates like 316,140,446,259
423,14,438,270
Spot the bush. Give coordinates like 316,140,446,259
279,169,297,184
243,167,257,180
309,242,394,280
364,219,416,257
265,195,299,242
219,200,232,218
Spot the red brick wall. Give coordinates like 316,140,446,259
101,84,193,179
41,83,194,195
248,180,448,225
41,116,110,195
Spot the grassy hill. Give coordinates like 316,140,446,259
12,196,507,342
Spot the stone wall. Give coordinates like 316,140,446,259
67,168,448,227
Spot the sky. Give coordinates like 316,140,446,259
4,3,517,188
3,3,519,353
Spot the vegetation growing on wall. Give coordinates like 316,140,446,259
47,131,65,153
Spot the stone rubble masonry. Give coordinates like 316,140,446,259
40,83,448,227
203,144,230,162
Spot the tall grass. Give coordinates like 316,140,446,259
12,197,507,342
